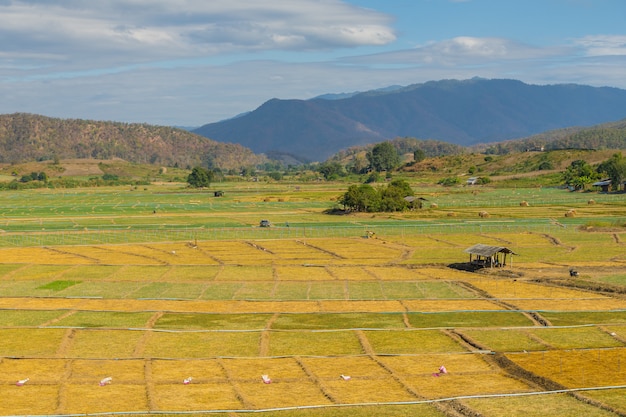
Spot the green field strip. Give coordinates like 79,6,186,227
526,326,625,349
0,279,59,296
232,282,277,300
56,280,145,298
364,329,467,354
154,313,275,330
4,264,71,280
159,265,222,281
271,313,406,330
268,331,363,356
51,311,155,328
406,311,535,329
272,282,311,300
307,281,346,299
56,265,122,280
542,311,626,326
347,281,385,299
0,328,66,357
0,309,66,326
459,328,550,352
578,388,626,416
0,263,26,277
463,392,619,417
199,282,245,299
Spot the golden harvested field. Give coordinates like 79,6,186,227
2,227,626,416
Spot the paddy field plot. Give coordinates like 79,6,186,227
1,223,626,415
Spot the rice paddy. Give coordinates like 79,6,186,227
0,183,625,416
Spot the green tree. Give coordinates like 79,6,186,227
317,161,345,180
339,184,381,212
367,142,400,172
562,160,599,190
187,167,213,188
597,153,626,191
413,148,426,163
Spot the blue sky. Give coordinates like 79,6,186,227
1,0,625,126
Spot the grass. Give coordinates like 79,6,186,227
406,312,534,328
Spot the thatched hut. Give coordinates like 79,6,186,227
464,244,517,268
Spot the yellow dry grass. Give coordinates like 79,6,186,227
66,329,144,358
508,348,626,389
0,385,59,415
470,279,605,299
0,247,91,265
216,265,274,281
0,328,66,357
402,299,505,312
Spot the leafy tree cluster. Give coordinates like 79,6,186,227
19,171,47,183
597,152,626,191
187,167,215,188
562,160,600,190
339,179,414,212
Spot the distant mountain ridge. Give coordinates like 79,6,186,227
193,78,626,161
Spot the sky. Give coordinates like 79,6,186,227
1,0,625,127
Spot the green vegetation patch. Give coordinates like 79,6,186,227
37,280,82,291
543,311,626,326
0,310,64,326
464,392,619,417
155,313,274,330
407,311,534,329
53,311,154,328
272,313,405,330
364,329,466,354
460,329,548,352
527,326,624,349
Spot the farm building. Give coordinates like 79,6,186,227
403,196,428,209
464,244,517,268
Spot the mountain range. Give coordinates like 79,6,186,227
193,78,626,161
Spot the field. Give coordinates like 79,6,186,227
0,182,625,416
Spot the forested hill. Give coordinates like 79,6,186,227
0,113,264,169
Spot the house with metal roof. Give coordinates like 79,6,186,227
464,244,517,268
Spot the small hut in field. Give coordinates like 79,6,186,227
464,244,517,268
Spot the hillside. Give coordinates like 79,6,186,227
0,113,265,170
193,78,626,161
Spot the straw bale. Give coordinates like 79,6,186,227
588,199,596,205
565,209,576,217
447,211,457,217
520,201,529,207
478,211,490,218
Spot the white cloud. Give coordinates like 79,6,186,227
0,0,396,74
575,35,626,56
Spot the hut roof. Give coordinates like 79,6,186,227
464,244,517,257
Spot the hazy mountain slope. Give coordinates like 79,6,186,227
194,78,626,161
